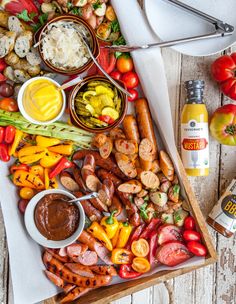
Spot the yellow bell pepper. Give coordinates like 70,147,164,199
115,222,133,249
18,146,47,164
29,165,44,181
40,151,62,168
44,168,58,190
48,143,73,156
36,136,61,147
112,222,123,248
87,222,113,251
100,210,119,239
8,129,24,156
13,170,44,189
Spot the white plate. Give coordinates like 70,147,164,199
144,0,236,56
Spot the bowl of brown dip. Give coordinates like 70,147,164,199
24,189,85,248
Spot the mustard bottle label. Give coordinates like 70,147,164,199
209,180,236,233
181,120,209,169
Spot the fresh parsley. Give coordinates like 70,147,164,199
174,214,181,222
67,2,73,9
39,13,48,25
70,7,82,15
93,1,102,10
17,10,36,22
173,185,180,194
140,203,148,220
111,20,120,33
113,35,126,46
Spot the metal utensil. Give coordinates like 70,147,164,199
101,0,234,52
65,192,99,203
77,29,132,97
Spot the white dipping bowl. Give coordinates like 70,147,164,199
17,76,66,125
24,189,85,248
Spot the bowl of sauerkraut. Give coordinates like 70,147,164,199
38,15,100,75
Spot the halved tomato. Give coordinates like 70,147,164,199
132,257,151,273
131,238,150,257
156,241,191,267
158,224,182,245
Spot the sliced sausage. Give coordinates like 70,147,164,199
83,154,96,172
65,263,94,278
89,265,117,276
139,138,155,161
92,133,108,148
63,284,77,294
60,287,91,303
99,137,113,159
159,150,175,181
123,114,140,143
115,139,138,155
81,168,101,192
110,127,126,139
96,168,122,187
73,150,127,179
66,243,88,261
139,158,153,171
73,167,87,193
89,196,108,212
75,251,98,266
45,270,65,288
118,180,142,194
135,98,158,158
109,195,123,216
136,189,148,198
58,247,68,257
115,152,137,178
74,191,102,222
151,159,161,174
45,248,70,263
140,171,160,189
60,171,80,192
98,178,115,207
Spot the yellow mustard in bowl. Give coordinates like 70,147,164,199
22,79,63,122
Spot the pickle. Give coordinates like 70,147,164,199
89,117,108,127
79,117,95,128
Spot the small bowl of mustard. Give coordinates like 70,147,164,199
17,76,66,125
24,189,85,248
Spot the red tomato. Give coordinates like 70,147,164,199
157,224,182,245
187,241,207,257
128,88,139,102
0,97,18,112
98,42,117,75
117,55,134,73
4,125,16,144
0,143,10,162
122,71,139,89
184,216,196,230
0,127,5,143
183,230,201,242
0,59,7,72
99,115,114,125
0,73,6,83
18,199,29,214
110,70,122,80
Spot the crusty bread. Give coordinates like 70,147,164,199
0,11,10,28
26,47,42,66
14,69,31,83
0,31,16,58
14,30,33,58
3,66,16,82
12,58,41,76
4,51,20,65
8,16,25,34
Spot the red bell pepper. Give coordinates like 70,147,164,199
126,223,146,250
1,0,39,15
98,42,116,75
4,125,16,144
148,230,158,265
0,143,10,162
10,163,29,174
49,157,73,179
0,127,5,143
99,115,115,125
140,218,161,239
118,264,142,279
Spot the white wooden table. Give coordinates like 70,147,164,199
1,5,236,304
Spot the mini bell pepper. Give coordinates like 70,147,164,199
13,170,44,189
115,222,133,249
119,264,142,279
0,127,5,143
8,129,23,156
35,136,61,148
10,163,29,174
40,151,62,168
4,125,16,144
140,218,161,239
29,165,44,181
111,248,133,264
0,143,10,162
112,222,122,248
87,222,113,251
44,168,58,190
18,146,47,164
48,143,74,156
100,210,119,239
49,157,73,179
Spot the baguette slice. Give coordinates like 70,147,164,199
26,47,42,66
3,66,16,82
14,69,31,83
0,11,10,28
14,30,33,58
8,16,24,34
4,51,20,65
0,31,16,58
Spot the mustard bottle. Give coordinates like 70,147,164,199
181,80,209,176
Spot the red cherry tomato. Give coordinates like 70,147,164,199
98,115,114,125
0,73,6,82
128,88,139,102
184,216,196,230
117,55,134,73
183,230,201,242
4,125,16,144
0,59,7,72
187,241,207,257
0,143,10,162
110,70,122,80
122,71,139,89
0,97,18,112
18,199,29,214
0,127,5,143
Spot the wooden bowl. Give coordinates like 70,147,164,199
37,15,100,75
69,75,128,133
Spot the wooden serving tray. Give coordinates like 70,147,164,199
44,153,217,304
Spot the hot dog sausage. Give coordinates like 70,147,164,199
135,98,158,158
96,168,122,187
73,150,127,179
123,115,140,143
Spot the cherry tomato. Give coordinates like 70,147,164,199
0,59,7,72
131,238,150,257
0,73,6,83
18,199,29,214
184,216,196,230
110,70,122,80
99,115,114,125
128,88,139,102
187,241,207,257
132,257,151,273
117,55,134,73
0,97,18,112
0,83,14,97
4,125,16,144
19,187,35,200
0,127,5,143
183,230,201,242
0,143,10,162
122,71,139,89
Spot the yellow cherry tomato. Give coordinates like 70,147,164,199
132,257,151,273
19,187,35,200
131,238,150,257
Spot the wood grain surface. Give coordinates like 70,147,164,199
1,1,236,304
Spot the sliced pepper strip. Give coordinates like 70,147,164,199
119,264,142,279
49,157,73,179
8,129,23,156
48,143,73,156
